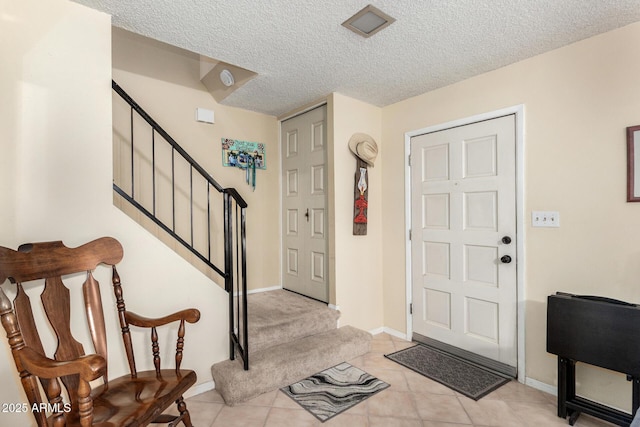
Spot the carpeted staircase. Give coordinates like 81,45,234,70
211,289,372,405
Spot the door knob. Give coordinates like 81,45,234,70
500,255,512,264
501,236,512,244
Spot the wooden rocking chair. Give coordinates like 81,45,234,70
0,237,201,426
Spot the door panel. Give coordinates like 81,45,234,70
281,106,328,302
411,115,517,368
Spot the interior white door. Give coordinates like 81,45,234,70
281,106,328,302
411,114,517,368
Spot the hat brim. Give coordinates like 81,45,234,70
348,133,378,166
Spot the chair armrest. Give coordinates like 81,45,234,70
19,347,104,426
125,309,200,374
18,347,105,381
125,309,200,328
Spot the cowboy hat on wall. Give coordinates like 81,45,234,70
348,133,378,167
348,133,378,235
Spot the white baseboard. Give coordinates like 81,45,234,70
524,377,557,396
184,380,215,399
247,285,282,294
369,326,409,340
524,377,633,415
383,327,409,340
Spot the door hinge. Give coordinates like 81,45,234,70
409,229,412,240
408,154,411,166
410,303,413,314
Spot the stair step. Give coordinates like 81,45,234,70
248,290,340,354
211,325,372,405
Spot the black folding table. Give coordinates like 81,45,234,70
547,293,640,426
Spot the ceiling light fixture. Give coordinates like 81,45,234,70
219,69,235,87
342,4,396,38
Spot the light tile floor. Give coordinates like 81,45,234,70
180,333,617,427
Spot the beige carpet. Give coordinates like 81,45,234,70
247,290,340,353
212,290,371,405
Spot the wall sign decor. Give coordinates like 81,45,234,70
348,133,378,235
627,125,640,202
353,158,369,235
222,138,266,190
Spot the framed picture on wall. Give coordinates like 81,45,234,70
221,138,266,170
627,125,640,202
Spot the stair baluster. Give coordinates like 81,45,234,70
112,80,249,370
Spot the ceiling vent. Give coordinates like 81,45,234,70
342,4,396,38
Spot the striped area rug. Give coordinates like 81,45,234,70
280,362,389,422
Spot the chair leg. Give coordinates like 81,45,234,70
175,397,193,427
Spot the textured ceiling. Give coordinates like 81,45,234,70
72,0,640,116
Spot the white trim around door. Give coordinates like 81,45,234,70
404,105,526,382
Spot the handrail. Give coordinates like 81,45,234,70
111,80,249,370
112,81,224,193
223,187,248,209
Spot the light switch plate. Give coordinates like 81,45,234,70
532,211,560,227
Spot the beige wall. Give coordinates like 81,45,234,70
5,0,640,420
328,93,384,331
381,22,640,410
0,1,229,425
0,9,17,248
112,28,280,291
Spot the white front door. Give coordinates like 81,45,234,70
281,106,328,302
411,114,517,368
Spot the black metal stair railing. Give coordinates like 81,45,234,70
111,80,249,370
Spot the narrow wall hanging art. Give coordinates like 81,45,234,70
348,133,378,235
222,138,266,191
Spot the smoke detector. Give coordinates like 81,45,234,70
219,69,235,87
